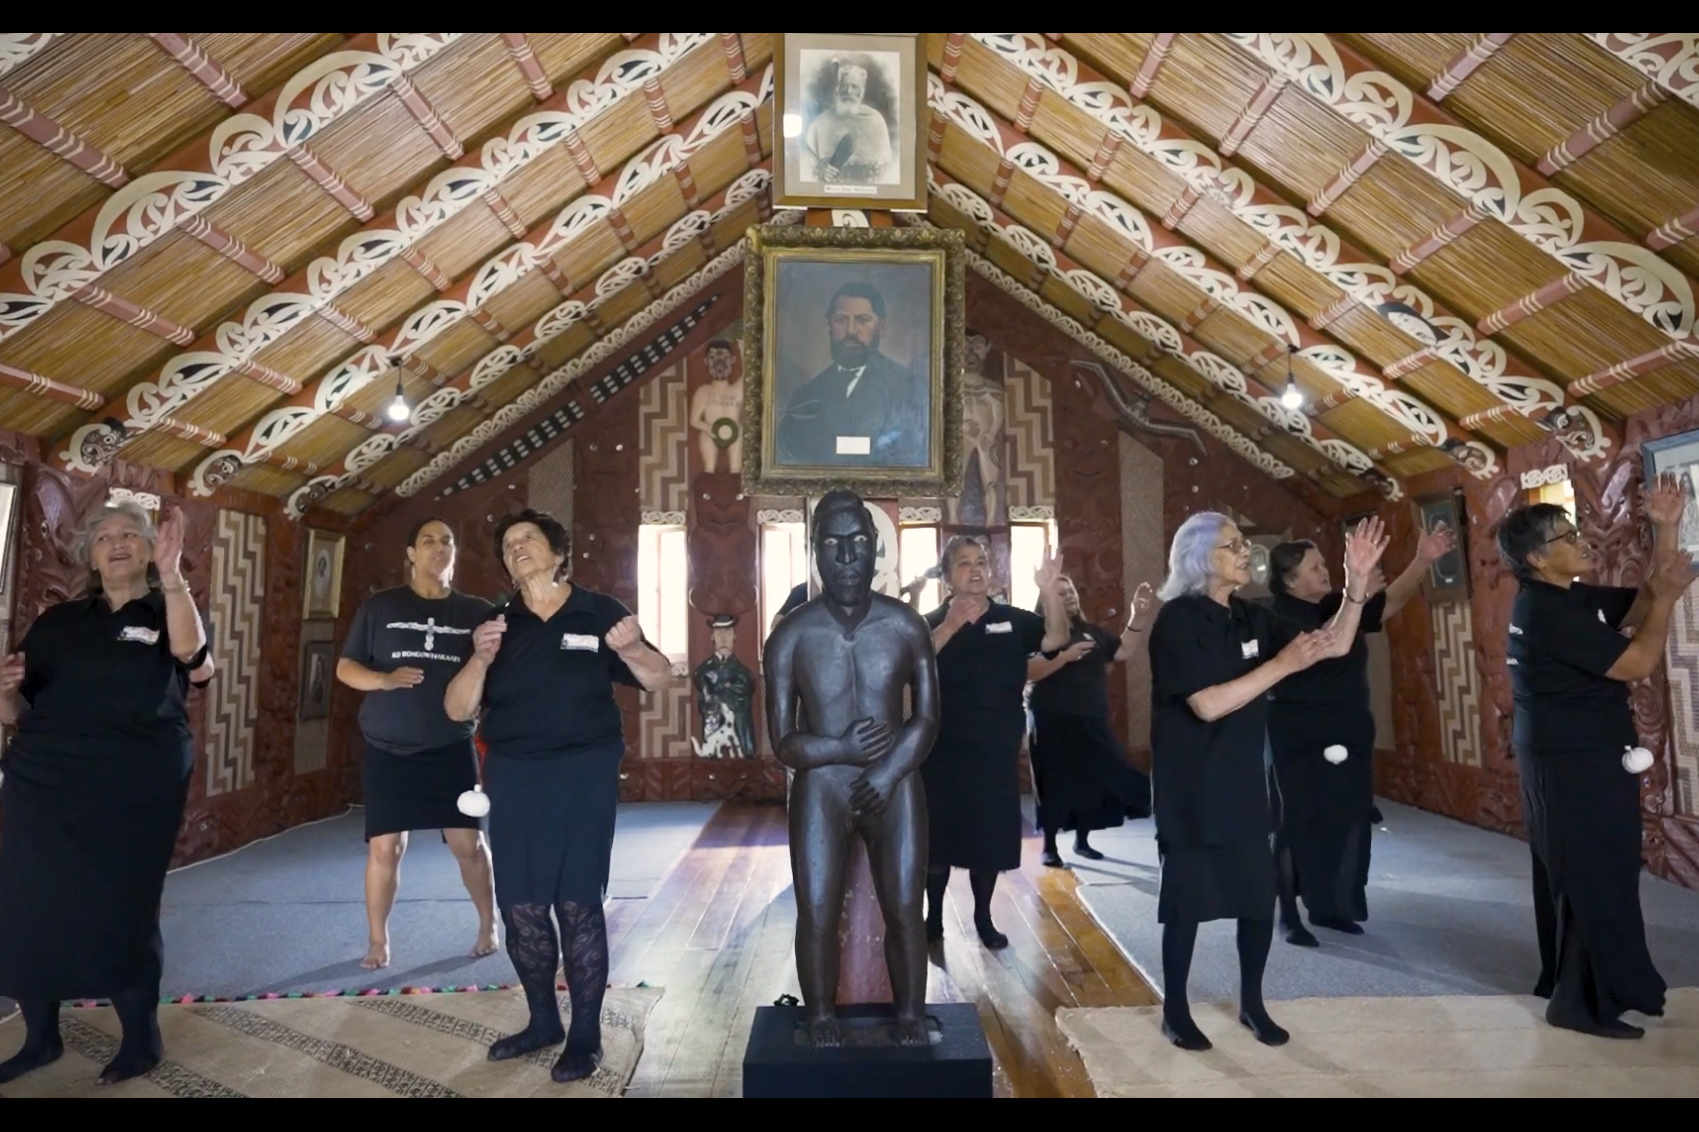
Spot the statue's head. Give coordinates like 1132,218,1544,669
709,612,736,655
813,490,876,607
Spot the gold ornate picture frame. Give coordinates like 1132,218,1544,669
740,223,965,500
302,528,346,620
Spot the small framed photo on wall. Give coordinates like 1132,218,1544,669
0,481,17,595
302,529,346,620
1412,489,1469,603
299,640,335,721
1642,429,1699,555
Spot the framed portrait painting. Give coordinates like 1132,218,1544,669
1412,489,1470,603
740,223,965,500
1643,429,1699,555
299,640,335,721
302,529,346,620
773,33,928,211
0,481,16,596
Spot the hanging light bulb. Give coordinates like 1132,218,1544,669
1280,345,1303,410
386,371,410,423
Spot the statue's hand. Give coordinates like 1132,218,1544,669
849,766,897,816
838,717,893,766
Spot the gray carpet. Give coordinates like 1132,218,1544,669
1056,798,1699,1004
151,801,720,999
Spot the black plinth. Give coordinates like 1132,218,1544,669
742,1002,993,1098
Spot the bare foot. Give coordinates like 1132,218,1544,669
894,1017,929,1047
361,940,390,970
471,925,499,958
806,1015,842,1049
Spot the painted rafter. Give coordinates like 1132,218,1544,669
0,34,64,82
972,34,1608,461
286,163,775,517
148,33,249,108
927,70,1495,476
926,165,1400,488
189,65,767,498
55,33,716,476
1586,34,1699,112
0,33,462,343
1221,32,1697,342
0,83,130,187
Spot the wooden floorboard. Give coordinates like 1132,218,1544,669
610,802,1157,1097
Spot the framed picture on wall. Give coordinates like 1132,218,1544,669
773,33,928,211
1412,489,1469,603
302,529,346,620
0,481,17,595
299,640,335,721
1642,429,1699,554
740,223,965,500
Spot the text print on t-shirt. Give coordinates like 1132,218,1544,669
562,633,600,652
386,617,474,663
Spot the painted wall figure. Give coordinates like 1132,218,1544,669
948,330,1006,529
694,613,756,759
689,338,745,476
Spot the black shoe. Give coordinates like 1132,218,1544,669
976,920,1010,950
1239,1007,1290,1047
551,1044,602,1083
1370,805,1384,823
1310,915,1364,935
97,1045,161,1085
1284,923,1319,948
488,1022,566,1061
1160,1014,1212,1051
1041,850,1067,869
1072,837,1105,861
1532,974,1555,1000
0,1038,64,1084
1545,1003,1643,1040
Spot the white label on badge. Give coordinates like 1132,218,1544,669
1508,624,1523,635
1241,639,1259,659
835,435,871,455
561,633,600,652
1507,657,1518,666
986,621,1013,634
120,626,160,645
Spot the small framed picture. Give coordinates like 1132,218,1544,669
773,32,928,212
1412,490,1469,603
302,529,346,620
0,481,17,595
1642,428,1699,555
299,640,335,721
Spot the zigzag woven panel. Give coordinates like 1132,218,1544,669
207,509,266,797
639,679,692,761
1431,601,1483,768
1004,356,1055,514
637,363,687,515
1664,590,1699,815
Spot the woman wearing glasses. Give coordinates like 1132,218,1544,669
1498,479,1692,1039
1263,523,1455,946
1148,512,1385,1051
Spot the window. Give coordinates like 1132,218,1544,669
761,519,809,635
899,524,942,611
1008,521,1054,613
636,523,688,664
1529,477,1577,525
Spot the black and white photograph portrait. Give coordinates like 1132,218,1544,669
301,528,345,619
299,641,335,720
775,33,926,211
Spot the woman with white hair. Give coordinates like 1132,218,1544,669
0,501,213,1085
1148,511,1386,1051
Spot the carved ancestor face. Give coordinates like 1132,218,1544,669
706,344,736,381
964,332,990,375
712,625,736,654
813,498,876,608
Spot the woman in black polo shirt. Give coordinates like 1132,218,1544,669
1498,486,1692,1039
1148,511,1385,1051
0,502,212,1086
445,509,670,1082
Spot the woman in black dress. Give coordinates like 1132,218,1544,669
337,517,497,970
444,509,670,1082
1148,511,1385,1050
1265,522,1454,946
921,537,1070,948
0,502,213,1085
1498,484,1691,1039
1027,576,1155,868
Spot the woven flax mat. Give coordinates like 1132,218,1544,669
0,986,662,1098
1056,988,1699,1098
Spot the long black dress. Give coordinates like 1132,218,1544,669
1508,578,1665,1026
1268,590,1385,924
921,600,1046,872
0,591,209,1002
1148,593,1297,924
1029,622,1151,835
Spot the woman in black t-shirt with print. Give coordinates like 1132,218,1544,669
445,509,671,1083
337,517,497,972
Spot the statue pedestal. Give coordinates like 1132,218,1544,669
742,1003,992,1098
836,838,892,1004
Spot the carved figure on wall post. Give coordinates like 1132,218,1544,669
689,339,745,476
693,612,756,759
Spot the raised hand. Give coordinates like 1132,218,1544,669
472,616,506,664
1344,516,1391,590
1034,549,1064,594
0,652,24,695
155,505,186,580
1645,471,1688,527
838,717,894,766
1648,549,1699,601
1276,630,1333,675
1128,581,1155,625
382,666,426,691
1417,522,1456,564
605,615,645,655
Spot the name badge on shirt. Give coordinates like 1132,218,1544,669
1598,609,1607,623
561,633,600,652
1241,639,1259,659
985,621,1013,635
1508,624,1523,635
120,626,160,645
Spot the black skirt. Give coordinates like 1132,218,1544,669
1268,704,1375,922
1030,711,1151,834
1157,836,1276,925
0,732,191,1000
920,713,1023,872
484,740,623,908
362,737,481,840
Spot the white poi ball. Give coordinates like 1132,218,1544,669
1323,745,1349,765
1622,746,1654,775
457,785,491,818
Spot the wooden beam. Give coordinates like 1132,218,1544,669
287,146,376,220
149,33,248,108
0,361,104,409
1585,34,1699,112
1388,204,1490,274
1219,72,1287,156
0,83,129,187
1308,139,1386,217
1476,272,1589,335
1537,80,1666,175
1129,33,1175,98
389,72,463,159
72,284,195,345
1647,203,1699,251
1569,340,1699,398
1426,33,1516,100
500,33,553,100
174,213,286,282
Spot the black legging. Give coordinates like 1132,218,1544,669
1160,917,1283,1047
488,899,609,1082
0,984,161,1085
924,867,1000,935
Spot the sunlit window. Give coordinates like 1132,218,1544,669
761,520,809,634
899,525,943,611
636,523,688,663
1009,521,1054,614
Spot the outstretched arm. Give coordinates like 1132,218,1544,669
1623,474,1686,630
1033,550,1072,653
1382,522,1456,620
1112,582,1157,661
1320,517,1389,657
